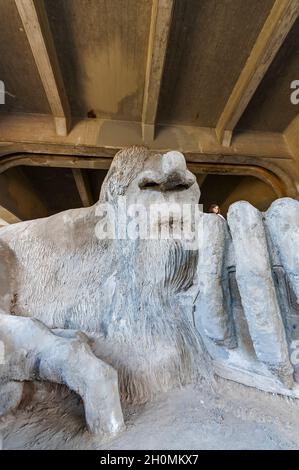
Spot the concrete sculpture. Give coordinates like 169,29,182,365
1,146,299,438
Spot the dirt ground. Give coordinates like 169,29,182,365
2,377,299,450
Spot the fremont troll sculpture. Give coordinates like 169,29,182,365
1,146,299,437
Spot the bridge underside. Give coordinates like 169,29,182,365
0,0,299,223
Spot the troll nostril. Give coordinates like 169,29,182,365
138,170,161,190
173,183,191,191
161,178,193,191
139,174,194,191
138,165,195,191
140,180,160,190
139,176,192,191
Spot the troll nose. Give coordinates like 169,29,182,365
138,151,196,191
162,151,187,174
160,151,195,190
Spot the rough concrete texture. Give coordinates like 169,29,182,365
266,198,299,302
1,147,299,447
0,226,124,437
0,312,124,436
2,380,299,450
195,213,236,348
0,148,207,409
227,201,293,386
0,240,14,312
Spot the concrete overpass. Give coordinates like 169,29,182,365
0,0,299,220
